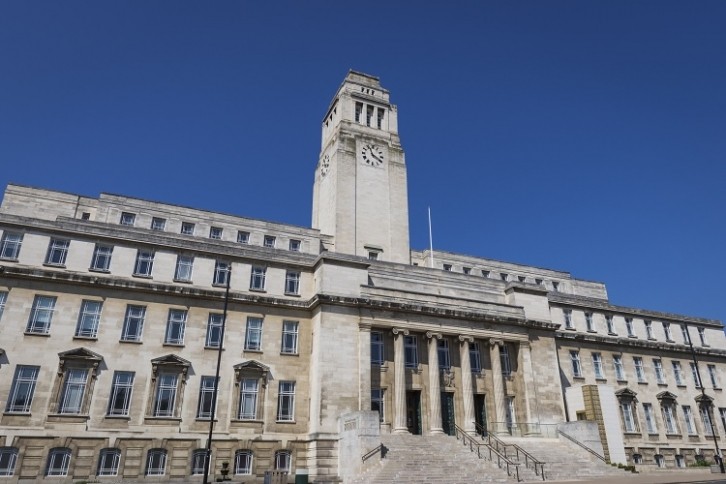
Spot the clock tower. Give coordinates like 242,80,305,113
312,71,410,263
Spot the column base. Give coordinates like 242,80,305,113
392,427,410,434
428,428,445,435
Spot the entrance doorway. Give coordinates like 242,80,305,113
406,391,422,435
474,394,487,436
441,392,456,436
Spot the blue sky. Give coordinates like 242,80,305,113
1,1,724,324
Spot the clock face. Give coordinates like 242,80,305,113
361,143,384,166
320,154,330,178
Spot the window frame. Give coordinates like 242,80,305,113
643,403,657,434
563,309,573,329
44,238,70,266
634,357,646,383
654,359,666,384
570,350,582,378
371,331,384,366
0,231,23,260
107,371,134,416
151,217,166,231
145,449,167,476
500,345,512,376
164,309,187,346
152,373,179,417
121,305,146,342
181,222,195,235
404,335,418,369
174,254,194,282
58,368,90,414
289,239,301,251
0,447,19,477
592,353,604,379
371,387,385,422
26,295,56,334
5,365,40,413
196,376,218,420
274,450,291,471
284,270,301,295
469,341,482,373
244,317,263,351
0,291,7,321
249,266,266,290
234,450,253,475
46,448,72,477
190,449,208,475
281,320,299,355
119,212,136,226
613,355,625,381
277,381,296,422
437,338,451,370
97,448,121,477
133,249,154,277
90,244,113,271
238,378,259,420
205,313,223,348
236,230,250,244
75,300,103,338
209,227,223,239
263,235,276,248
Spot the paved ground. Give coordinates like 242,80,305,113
546,469,726,484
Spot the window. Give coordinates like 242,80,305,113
153,374,179,417
234,450,253,475
366,105,373,126
119,212,136,226
0,448,18,477
97,448,121,476
181,222,195,235
681,324,691,344
663,322,673,341
463,267,471,275
5,365,39,412
620,401,636,432
682,405,697,434
535,278,543,285
355,102,362,123
662,403,679,434
404,335,418,369
367,250,379,260
517,275,526,282
45,238,69,265
552,281,560,291
245,317,263,351
592,353,604,379
237,231,250,244
26,295,56,334
59,368,89,414
151,217,166,231
700,406,714,436
719,408,726,435
632,454,643,464
75,300,102,338
470,342,482,373
377,107,384,129
634,357,646,382
371,388,384,422
191,450,207,475
585,312,594,332
0,232,23,259
563,309,573,329
250,266,266,290
673,361,684,386
645,320,654,339
289,239,301,251
675,455,685,468
691,362,702,388
90,244,113,271
205,313,223,348
275,450,291,471
443,264,452,271
698,327,707,346
500,273,508,281
506,396,516,428
285,270,300,295
213,261,230,286
708,365,719,388
281,321,299,354
209,226,223,239
107,371,134,416
643,403,657,433
239,379,259,419
133,249,154,277
482,270,490,278
625,318,635,337
654,359,666,384
500,345,512,376
174,255,194,282
570,350,582,377
197,376,217,419
145,449,167,476
437,339,450,370
46,448,71,476
606,315,615,334
263,235,276,248
371,332,384,365
0,291,7,321
164,309,187,345
277,381,295,421
613,355,625,380
121,305,146,342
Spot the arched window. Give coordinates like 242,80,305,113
46,448,72,476
0,447,19,477
145,448,167,476
274,450,291,472
97,448,121,476
234,450,253,475
190,449,208,475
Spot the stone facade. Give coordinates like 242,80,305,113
0,71,724,482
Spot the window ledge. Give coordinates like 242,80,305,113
173,279,192,284
275,420,296,424
249,288,267,293
595,378,607,383
0,257,19,262
677,384,687,388
284,293,301,297
617,379,629,384
3,411,31,416
163,343,185,348
212,283,227,288
231,419,264,424
702,344,711,348
666,433,683,437
119,339,142,344
637,381,648,385
714,387,723,391
647,337,657,341
573,375,585,380
565,327,576,331
144,417,182,423
24,331,50,337
666,339,675,343
243,349,263,353
204,346,224,351
132,274,153,279
657,383,668,387
43,263,66,268
608,332,618,336
105,415,131,420
280,352,299,357
88,268,111,274
73,336,98,341
627,335,638,338
587,330,598,334
623,431,641,436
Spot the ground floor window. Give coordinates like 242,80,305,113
654,454,665,468
0,448,18,477
46,448,71,476
275,450,291,471
371,388,384,422
191,449,208,475
97,448,121,476
235,450,253,475
675,455,685,468
145,449,167,476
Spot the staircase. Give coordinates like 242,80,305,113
350,433,512,483
498,436,628,481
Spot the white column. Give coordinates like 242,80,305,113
392,328,409,434
519,341,538,431
489,339,507,434
459,335,476,434
427,331,444,434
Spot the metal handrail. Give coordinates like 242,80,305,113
458,424,520,481
557,429,607,463
361,444,384,462
477,423,545,480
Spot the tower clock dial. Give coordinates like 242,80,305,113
361,144,384,166
320,154,330,178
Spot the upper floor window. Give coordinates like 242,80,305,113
517,275,526,282
119,212,136,226
443,264,452,272
404,335,418,369
46,448,72,476
708,364,720,388
75,300,103,338
606,315,615,334
371,332,384,365
585,312,594,332
197,376,217,420
682,405,697,434
613,355,625,380
237,231,250,244
285,270,300,295
206,313,223,348
45,238,70,266
376,107,385,129
275,450,291,472
645,320,654,340
437,338,450,370
238,379,259,420
643,403,657,434
355,102,363,123
500,273,509,282
174,255,194,282
672,361,684,386
27,295,56,334
625,318,635,337
277,381,295,421
698,327,707,346
213,261,230,286
366,105,374,127
463,267,471,275
5,365,40,413
367,250,379,260
592,353,604,379
234,450,253,475
0,447,18,477
121,305,146,342
500,345,512,376
563,309,573,330
470,342,482,373
263,235,276,248
181,222,195,235
145,449,167,476
481,270,490,278
133,249,154,277
107,371,134,416
0,232,22,260
552,281,560,291
0,291,7,321
209,226,223,239
654,359,666,384
681,324,691,344
663,322,673,342
691,362,702,388
250,266,266,290
58,368,90,414
570,350,582,377
149,355,189,418
244,317,263,351
634,357,646,382
151,217,166,231
153,374,179,417
53,348,102,415
164,309,187,345
289,239,301,252
90,244,113,271
281,321,299,354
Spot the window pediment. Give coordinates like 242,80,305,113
615,388,638,401
234,360,272,382
656,391,678,402
151,354,191,368
695,394,714,404
58,347,103,363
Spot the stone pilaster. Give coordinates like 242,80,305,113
489,339,507,434
519,341,538,430
359,324,372,411
392,328,409,434
427,331,444,434
459,335,476,433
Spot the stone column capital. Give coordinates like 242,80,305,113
458,335,475,344
519,340,531,349
359,322,372,331
489,338,504,347
426,331,442,340
391,328,409,336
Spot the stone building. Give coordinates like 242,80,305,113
0,71,724,482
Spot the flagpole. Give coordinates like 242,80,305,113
428,206,434,268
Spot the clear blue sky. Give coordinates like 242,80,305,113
1,1,724,324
